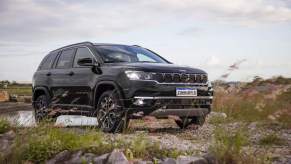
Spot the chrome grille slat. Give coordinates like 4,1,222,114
152,73,207,84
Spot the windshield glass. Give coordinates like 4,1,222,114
95,45,168,63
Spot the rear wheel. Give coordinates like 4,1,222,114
96,90,128,133
175,116,206,129
34,95,49,122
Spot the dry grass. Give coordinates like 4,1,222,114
259,133,286,146
213,77,291,128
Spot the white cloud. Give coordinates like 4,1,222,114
150,0,291,24
1,0,291,44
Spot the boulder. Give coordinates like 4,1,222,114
65,150,83,164
162,158,176,164
46,150,71,164
0,91,9,102
93,153,109,164
202,153,218,164
0,139,9,153
107,149,129,164
2,130,16,140
176,156,208,164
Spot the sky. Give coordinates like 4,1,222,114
0,0,291,82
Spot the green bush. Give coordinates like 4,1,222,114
0,119,10,134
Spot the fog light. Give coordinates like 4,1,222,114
133,99,145,106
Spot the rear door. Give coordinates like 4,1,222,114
33,52,58,92
50,48,76,105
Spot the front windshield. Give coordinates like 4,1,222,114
95,45,168,63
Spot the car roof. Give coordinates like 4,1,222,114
50,42,140,53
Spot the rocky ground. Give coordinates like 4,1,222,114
0,102,290,163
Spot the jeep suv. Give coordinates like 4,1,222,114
32,42,213,132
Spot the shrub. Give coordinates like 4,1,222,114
0,118,10,134
209,126,268,164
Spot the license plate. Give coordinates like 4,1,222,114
176,87,197,97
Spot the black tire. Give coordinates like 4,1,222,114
34,94,49,122
96,90,128,133
175,116,206,129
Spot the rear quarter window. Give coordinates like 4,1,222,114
39,52,58,70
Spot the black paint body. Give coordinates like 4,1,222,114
32,42,213,117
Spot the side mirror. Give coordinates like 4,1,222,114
77,58,99,67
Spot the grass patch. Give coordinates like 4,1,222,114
0,85,32,96
7,124,189,163
0,118,10,134
259,133,286,146
210,126,268,164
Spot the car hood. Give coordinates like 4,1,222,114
106,63,207,74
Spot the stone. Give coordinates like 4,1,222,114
176,156,208,164
46,150,71,164
162,158,176,164
0,139,9,152
81,153,95,163
202,153,218,164
0,91,9,102
2,130,16,140
0,138,12,157
107,149,129,164
65,150,83,164
93,153,109,164
209,112,227,119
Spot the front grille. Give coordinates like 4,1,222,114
152,73,207,84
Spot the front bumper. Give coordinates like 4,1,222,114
130,96,213,118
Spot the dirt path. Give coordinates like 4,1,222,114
0,102,32,114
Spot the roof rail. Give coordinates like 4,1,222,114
132,45,142,47
50,41,94,53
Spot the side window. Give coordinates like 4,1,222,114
73,47,94,67
40,52,58,70
56,49,75,69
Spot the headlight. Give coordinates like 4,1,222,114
125,71,153,80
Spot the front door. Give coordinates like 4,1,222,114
69,47,98,106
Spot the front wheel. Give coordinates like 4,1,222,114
96,90,128,133
175,116,206,129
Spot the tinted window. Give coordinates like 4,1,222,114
40,52,58,70
95,45,168,63
73,47,93,67
56,49,75,69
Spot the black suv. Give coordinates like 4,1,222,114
32,42,213,132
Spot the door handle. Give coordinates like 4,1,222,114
67,71,74,76
46,72,51,76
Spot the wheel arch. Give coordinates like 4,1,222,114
93,81,125,108
32,87,50,106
